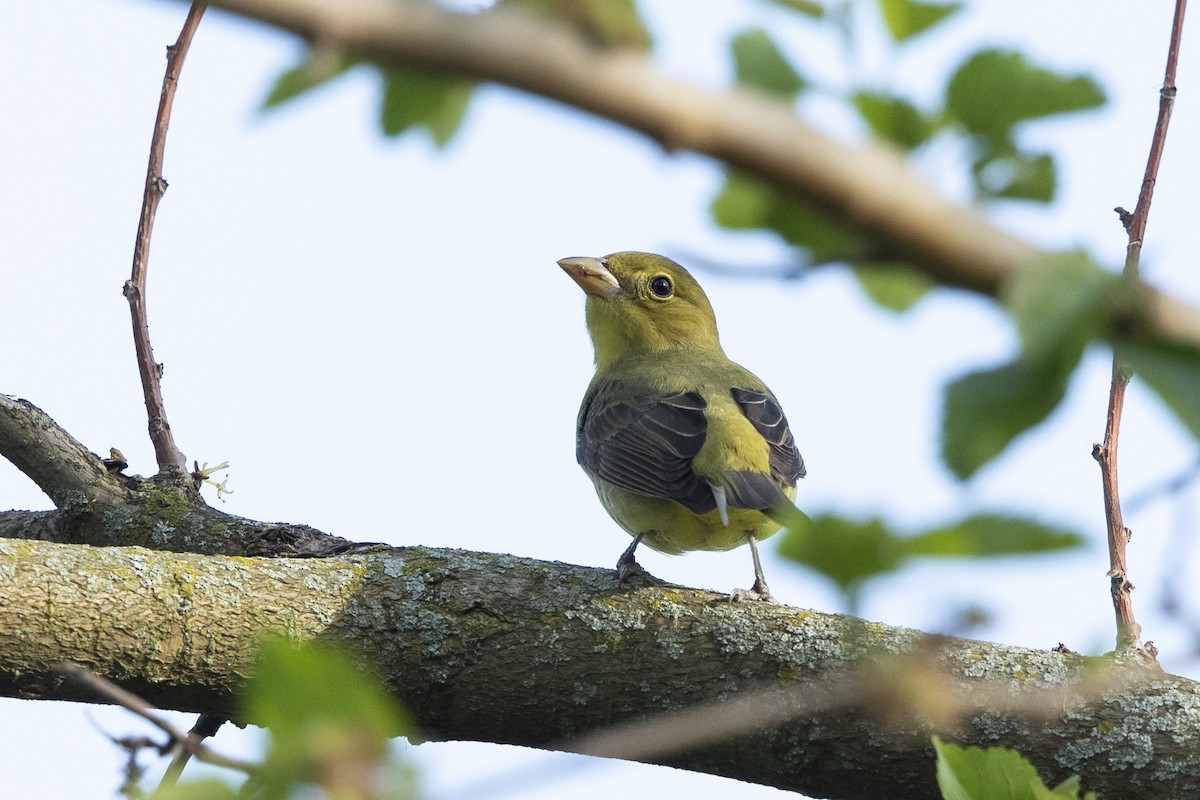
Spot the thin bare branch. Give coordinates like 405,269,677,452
158,714,226,790
56,662,254,775
1095,0,1188,654
126,2,206,481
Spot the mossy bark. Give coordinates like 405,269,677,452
2,537,1199,799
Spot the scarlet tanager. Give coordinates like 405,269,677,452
559,251,807,601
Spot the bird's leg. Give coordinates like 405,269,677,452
730,534,774,602
616,532,645,582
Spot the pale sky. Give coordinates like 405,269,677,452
2,2,1199,798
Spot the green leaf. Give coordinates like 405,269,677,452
1007,254,1120,361
154,779,240,800
905,514,1084,558
732,28,807,99
974,150,1057,203
946,50,1105,139
934,737,1091,799
777,515,907,592
779,513,1084,595
852,263,932,312
852,90,936,149
379,67,476,146
262,51,354,110
1120,338,1200,442
942,254,1121,479
942,357,1070,480
711,171,862,262
879,0,962,42
768,0,826,17
244,639,414,799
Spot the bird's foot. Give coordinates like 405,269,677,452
616,553,642,583
730,535,775,601
616,561,643,583
615,533,645,583
729,577,774,603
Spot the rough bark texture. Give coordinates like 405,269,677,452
0,395,131,510
2,536,1199,799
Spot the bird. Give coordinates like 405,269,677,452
559,251,807,601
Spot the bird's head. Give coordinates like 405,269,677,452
558,251,721,369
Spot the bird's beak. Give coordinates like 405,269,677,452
558,256,622,299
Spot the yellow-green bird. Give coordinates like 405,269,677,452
559,251,806,601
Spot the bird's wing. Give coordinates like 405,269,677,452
730,387,806,486
577,383,716,515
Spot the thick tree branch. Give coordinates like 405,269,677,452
192,0,1200,350
2,537,1198,800
0,395,131,510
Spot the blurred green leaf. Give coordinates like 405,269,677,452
942,357,1070,480
879,0,962,42
509,0,651,49
244,638,415,800
934,737,1094,800
906,514,1084,557
852,264,932,312
779,512,1084,596
974,150,1056,203
732,28,807,99
711,171,863,262
942,254,1120,479
154,778,241,800
852,90,936,149
778,515,906,591
262,51,354,110
1007,253,1119,362
946,50,1105,140
768,0,826,17
1120,339,1200,442
380,67,476,146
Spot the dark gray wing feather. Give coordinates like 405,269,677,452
577,384,716,515
731,387,806,486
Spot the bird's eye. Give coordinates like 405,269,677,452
649,275,673,298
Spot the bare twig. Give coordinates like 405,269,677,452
158,714,227,790
55,661,255,775
125,2,206,482
1095,0,1188,654
437,656,1148,800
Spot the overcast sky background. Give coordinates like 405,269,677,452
3,1,1199,798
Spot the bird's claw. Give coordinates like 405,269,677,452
616,553,642,583
615,533,645,584
729,578,774,603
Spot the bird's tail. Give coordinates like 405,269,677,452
717,470,812,535
765,500,813,536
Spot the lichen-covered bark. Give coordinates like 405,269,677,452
0,395,130,510
4,395,1199,797
2,537,1199,799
